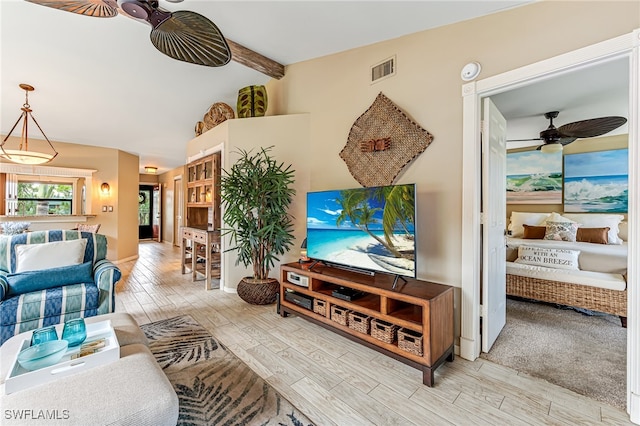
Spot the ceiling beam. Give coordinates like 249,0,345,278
227,39,285,80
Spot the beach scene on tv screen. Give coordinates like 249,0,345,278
306,184,416,277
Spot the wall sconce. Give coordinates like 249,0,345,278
145,166,158,174
101,182,110,196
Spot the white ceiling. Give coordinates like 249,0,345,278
492,58,630,149
1,0,534,173
2,1,627,173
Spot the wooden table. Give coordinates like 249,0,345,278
180,226,221,290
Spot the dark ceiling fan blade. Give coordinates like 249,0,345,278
557,116,627,138
507,138,543,142
559,137,578,146
25,0,119,17
150,10,231,67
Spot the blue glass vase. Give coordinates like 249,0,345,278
62,318,87,347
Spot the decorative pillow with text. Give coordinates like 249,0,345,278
515,246,580,270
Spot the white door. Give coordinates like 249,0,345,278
481,97,508,352
174,177,183,247
153,184,162,242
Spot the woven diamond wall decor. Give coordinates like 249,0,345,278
339,92,434,187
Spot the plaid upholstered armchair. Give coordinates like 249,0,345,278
0,230,121,345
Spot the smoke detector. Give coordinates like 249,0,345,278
461,62,482,81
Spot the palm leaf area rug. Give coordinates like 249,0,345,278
141,315,315,426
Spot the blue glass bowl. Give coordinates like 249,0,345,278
17,340,68,371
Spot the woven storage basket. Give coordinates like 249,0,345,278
347,312,371,334
313,299,327,316
371,318,399,344
398,328,423,356
330,305,350,326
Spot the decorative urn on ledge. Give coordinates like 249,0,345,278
237,85,268,118
220,146,295,305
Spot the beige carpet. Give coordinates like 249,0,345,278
480,298,626,410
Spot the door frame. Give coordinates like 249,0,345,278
152,183,162,242
173,175,183,247
460,29,639,420
138,184,155,240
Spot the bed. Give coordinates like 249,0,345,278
505,212,628,326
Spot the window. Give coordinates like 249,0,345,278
1,165,96,216
17,181,73,215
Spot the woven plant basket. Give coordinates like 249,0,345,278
237,277,279,305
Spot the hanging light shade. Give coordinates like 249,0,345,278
1,84,58,165
540,143,563,154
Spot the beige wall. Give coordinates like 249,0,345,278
139,173,159,185
267,1,640,287
185,114,310,290
158,166,185,245
116,150,140,260
0,136,140,261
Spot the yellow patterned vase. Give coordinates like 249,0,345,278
237,85,268,118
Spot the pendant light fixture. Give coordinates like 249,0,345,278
1,83,58,165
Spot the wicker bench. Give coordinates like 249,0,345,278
506,271,627,327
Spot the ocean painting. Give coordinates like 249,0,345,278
506,151,562,204
564,148,628,213
306,185,416,277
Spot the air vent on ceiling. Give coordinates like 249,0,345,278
371,56,396,84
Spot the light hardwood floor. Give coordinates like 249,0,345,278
117,242,633,426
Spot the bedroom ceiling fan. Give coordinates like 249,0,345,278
507,111,627,153
23,0,284,78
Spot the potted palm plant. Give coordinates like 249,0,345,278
220,146,296,304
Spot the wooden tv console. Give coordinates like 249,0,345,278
279,262,454,386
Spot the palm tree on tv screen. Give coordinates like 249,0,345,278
376,185,415,249
335,186,414,259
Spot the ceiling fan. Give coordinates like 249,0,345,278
507,111,627,153
24,0,284,78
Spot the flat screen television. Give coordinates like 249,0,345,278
306,183,416,278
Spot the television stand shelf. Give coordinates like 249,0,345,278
279,262,454,386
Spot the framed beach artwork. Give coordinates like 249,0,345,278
506,151,562,204
563,148,628,213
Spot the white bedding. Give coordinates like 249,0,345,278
506,262,627,292
506,237,628,274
